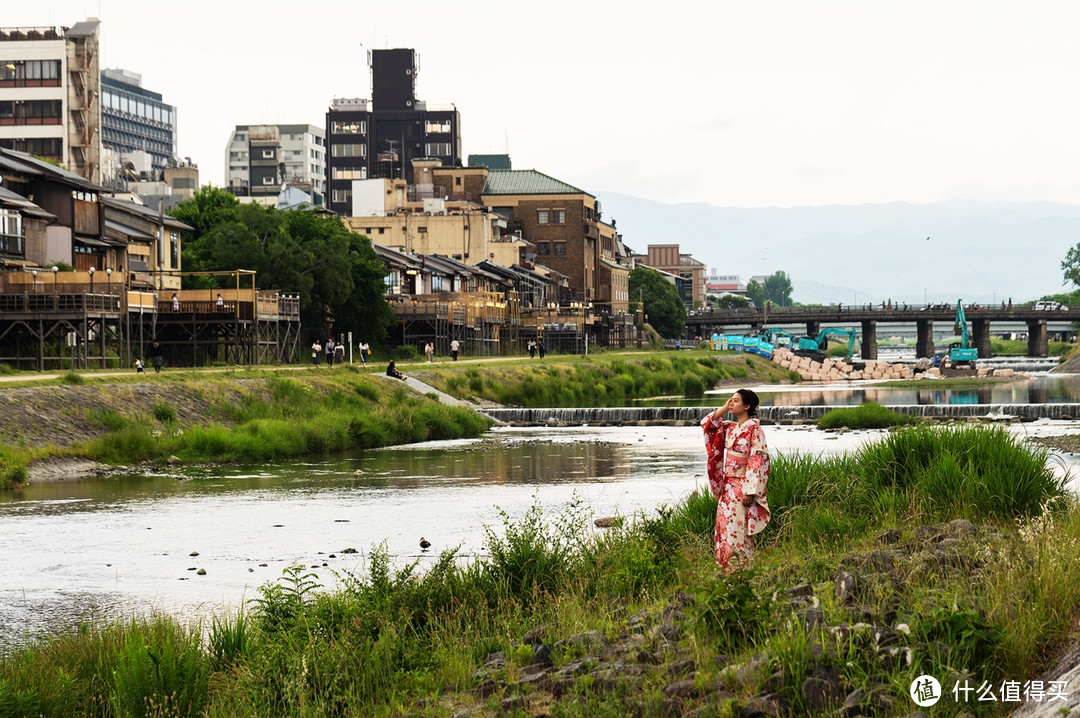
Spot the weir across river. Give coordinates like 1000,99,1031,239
483,404,1080,424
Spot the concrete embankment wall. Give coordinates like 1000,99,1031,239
483,404,1080,425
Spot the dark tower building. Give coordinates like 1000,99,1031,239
326,48,461,216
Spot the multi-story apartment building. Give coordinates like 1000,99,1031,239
472,168,629,315
635,244,706,308
0,20,101,183
224,123,325,205
326,48,461,216
341,159,524,270
100,68,176,174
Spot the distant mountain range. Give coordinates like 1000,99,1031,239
597,194,1080,306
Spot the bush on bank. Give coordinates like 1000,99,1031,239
816,401,920,430
0,424,1073,716
426,353,798,407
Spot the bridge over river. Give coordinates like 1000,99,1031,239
684,305,1079,359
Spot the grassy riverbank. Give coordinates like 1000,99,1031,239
0,366,491,489
411,352,800,407
1,424,1075,717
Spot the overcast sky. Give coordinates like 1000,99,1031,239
17,1,1080,208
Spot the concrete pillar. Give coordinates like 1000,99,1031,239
806,320,820,337
860,319,878,360
916,319,934,358
972,319,991,358
1027,319,1048,357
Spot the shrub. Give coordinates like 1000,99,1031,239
395,344,419,362
60,371,83,385
817,402,919,430
153,402,176,423
0,445,27,489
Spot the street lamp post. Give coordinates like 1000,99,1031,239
89,266,95,297
106,268,112,306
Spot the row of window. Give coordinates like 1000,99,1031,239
0,137,62,158
0,99,61,121
332,143,366,157
537,210,566,225
425,142,452,156
333,167,367,180
332,120,366,135
0,59,60,82
103,91,174,125
536,242,567,256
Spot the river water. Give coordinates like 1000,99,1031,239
2,376,1080,648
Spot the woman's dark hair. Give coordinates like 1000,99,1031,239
736,388,760,417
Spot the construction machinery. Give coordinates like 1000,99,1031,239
948,300,979,365
793,327,858,363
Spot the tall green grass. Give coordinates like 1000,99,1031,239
79,375,492,465
0,425,1072,716
817,401,919,429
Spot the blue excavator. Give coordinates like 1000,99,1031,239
948,300,978,365
792,327,858,363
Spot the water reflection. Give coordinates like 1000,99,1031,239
639,373,1080,408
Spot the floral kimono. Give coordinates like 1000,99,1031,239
701,414,771,571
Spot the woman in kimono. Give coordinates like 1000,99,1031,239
701,388,771,571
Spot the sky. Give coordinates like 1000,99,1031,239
16,1,1080,208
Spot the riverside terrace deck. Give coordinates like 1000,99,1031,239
0,272,300,370
686,304,1080,358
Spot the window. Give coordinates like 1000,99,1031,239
537,242,550,256
424,120,451,133
0,62,14,82
235,133,246,142
24,137,62,158
417,226,427,234
537,210,549,225
384,272,399,290
553,242,567,256
424,142,451,156
0,101,13,120
170,231,179,267
333,167,366,180
331,189,352,204
455,177,461,186
431,275,446,292
261,176,275,185
262,149,274,158
554,210,566,225
0,208,22,255
332,143,366,157
332,120,365,134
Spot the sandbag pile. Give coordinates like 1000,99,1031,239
771,348,915,382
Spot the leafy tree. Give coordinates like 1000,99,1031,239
1063,244,1080,288
714,294,750,309
170,188,395,342
745,280,766,307
763,271,794,306
628,266,686,339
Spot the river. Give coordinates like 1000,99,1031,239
2,379,1079,648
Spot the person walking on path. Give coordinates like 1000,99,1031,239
135,357,144,374
149,340,164,373
450,339,460,361
325,338,335,366
311,339,322,366
334,341,345,366
528,340,536,359
359,342,369,365
171,293,179,312
537,340,546,359
425,342,434,363
701,389,771,573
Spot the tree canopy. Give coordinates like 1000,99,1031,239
170,187,395,342
1063,244,1080,288
628,266,686,339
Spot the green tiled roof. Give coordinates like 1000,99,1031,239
482,170,593,197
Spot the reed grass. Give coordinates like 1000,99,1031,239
0,425,1074,716
77,374,492,466
817,401,920,429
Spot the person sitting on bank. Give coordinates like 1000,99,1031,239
386,359,405,380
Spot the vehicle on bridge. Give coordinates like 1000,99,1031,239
949,300,979,365
793,327,858,363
